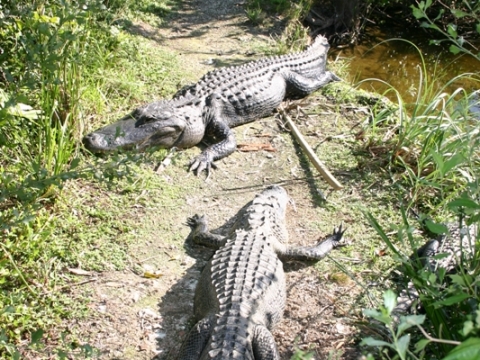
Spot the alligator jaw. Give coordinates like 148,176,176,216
83,114,184,153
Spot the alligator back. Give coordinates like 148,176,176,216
194,229,286,359
172,36,333,127
195,187,288,359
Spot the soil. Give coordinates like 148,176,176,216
58,1,390,359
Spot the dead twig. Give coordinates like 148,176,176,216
278,106,343,190
155,147,177,173
55,277,98,291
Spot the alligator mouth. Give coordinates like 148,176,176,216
82,114,155,153
83,116,182,153
82,132,132,153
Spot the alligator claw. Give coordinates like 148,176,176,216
331,223,347,245
186,214,206,229
189,153,217,180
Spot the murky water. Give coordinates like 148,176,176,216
332,26,479,103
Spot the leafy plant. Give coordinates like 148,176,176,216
411,0,480,60
0,0,182,356
362,186,480,359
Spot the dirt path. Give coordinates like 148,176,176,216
64,1,391,359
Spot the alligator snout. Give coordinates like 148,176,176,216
83,132,109,153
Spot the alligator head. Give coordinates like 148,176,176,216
83,100,195,153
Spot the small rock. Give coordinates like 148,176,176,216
131,291,141,303
142,264,155,272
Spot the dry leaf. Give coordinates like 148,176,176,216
237,143,276,152
143,271,163,279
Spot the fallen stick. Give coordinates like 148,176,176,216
278,106,343,190
155,147,177,173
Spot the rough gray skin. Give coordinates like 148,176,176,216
178,185,345,360
393,220,477,315
83,36,340,177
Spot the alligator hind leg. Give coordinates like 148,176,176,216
285,70,341,96
278,224,346,262
187,214,228,249
177,316,214,360
252,325,280,360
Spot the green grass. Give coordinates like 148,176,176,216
0,0,186,356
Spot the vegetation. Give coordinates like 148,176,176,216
246,0,480,51
351,5,479,357
0,0,183,356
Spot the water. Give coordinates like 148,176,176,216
332,26,479,103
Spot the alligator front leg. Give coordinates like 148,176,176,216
177,316,214,360
252,325,280,360
188,119,237,179
278,224,346,262
187,214,228,249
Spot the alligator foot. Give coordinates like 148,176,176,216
186,214,227,249
189,152,217,180
328,223,347,245
280,223,347,261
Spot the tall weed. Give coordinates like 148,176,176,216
356,39,480,209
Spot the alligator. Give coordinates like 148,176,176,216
393,218,477,316
177,185,346,359
83,36,340,177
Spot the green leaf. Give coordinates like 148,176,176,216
30,329,44,345
442,337,480,360
425,0,432,9
397,321,414,337
361,337,393,349
434,292,470,307
448,198,480,210
449,44,461,55
447,24,458,38
415,339,431,352
443,154,464,175
405,314,426,326
397,334,410,359
438,267,446,282
363,309,391,325
463,320,474,336
70,157,80,170
421,21,433,29
411,6,425,19
433,8,445,21
431,151,444,171
449,274,466,286
451,9,469,18
383,289,397,314
425,219,448,235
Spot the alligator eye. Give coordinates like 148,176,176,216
162,111,172,118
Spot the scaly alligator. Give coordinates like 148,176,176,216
177,185,345,359
393,219,477,316
83,36,340,177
